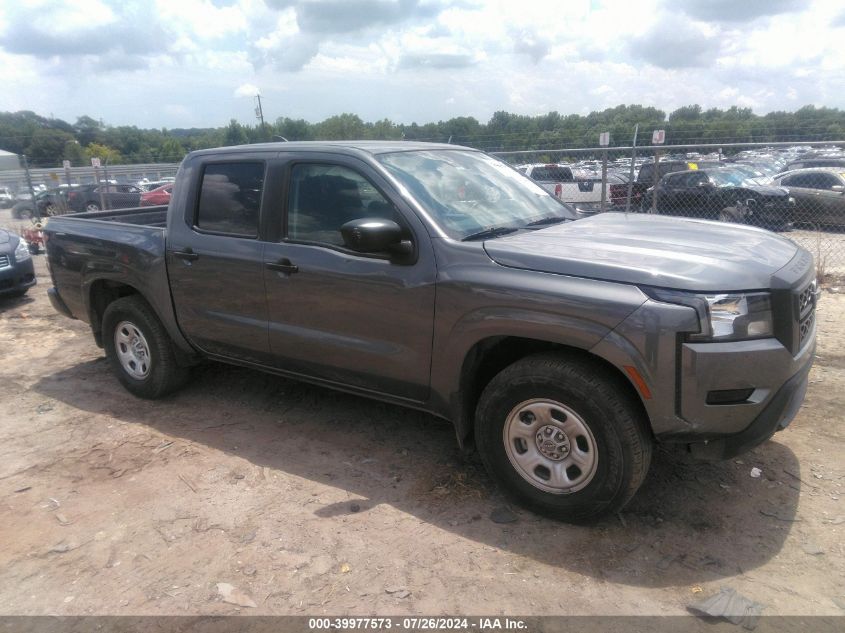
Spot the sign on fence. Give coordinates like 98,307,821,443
599,132,610,147
652,129,665,144
91,157,101,168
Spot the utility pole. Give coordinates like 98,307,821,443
255,94,267,141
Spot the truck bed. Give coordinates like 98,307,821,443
43,205,173,335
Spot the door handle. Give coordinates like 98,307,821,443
172,248,199,261
266,258,298,274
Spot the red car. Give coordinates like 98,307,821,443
139,183,172,207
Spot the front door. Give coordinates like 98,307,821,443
263,159,436,402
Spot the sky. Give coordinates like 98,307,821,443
1,0,844,129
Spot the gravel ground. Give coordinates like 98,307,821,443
0,210,843,618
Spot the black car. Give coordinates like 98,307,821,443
0,229,36,297
11,187,70,219
650,168,794,230
66,183,143,212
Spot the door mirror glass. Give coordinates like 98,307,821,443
341,218,403,253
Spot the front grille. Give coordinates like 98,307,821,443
797,279,817,348
0,254,9,269
798,282,815,314
800,311,815,346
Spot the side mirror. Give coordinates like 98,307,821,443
340,218,404,253
832,185,845,193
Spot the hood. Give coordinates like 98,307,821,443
0,229,16,253
483,213,800,292
740,184,789,196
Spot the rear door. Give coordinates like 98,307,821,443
167,156,275,363
262,155,436,402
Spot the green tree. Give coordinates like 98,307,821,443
25,128,75,166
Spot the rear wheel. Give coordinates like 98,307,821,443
718,207,742,223
85,202,101,212
475,353,652,522
102,296,189,399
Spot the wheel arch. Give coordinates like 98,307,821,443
85,278,198,366
453,335,650,447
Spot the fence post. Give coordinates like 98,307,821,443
625,124,638,213
652,147,660,213
22,154,38,219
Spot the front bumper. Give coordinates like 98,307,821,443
687,353,812,460
0,257,36,295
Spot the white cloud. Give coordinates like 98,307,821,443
0,0,842,129
234,83,260,97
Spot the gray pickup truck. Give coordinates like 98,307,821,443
44,141,817,521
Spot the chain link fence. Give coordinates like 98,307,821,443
493,141,845,278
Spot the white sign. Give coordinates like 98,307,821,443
652,129,665,144
91,157,101,168
599,132,610,147
62,160,71,170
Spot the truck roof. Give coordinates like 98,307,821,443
187,140,470,159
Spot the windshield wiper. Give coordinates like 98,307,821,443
461,226,519,242
524,215,569,228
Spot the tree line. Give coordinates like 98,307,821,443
2,104,845,168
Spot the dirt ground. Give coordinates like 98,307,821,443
0,210,843,618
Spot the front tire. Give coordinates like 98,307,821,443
102,296,189,399
718,207,742,223
475,353,652,522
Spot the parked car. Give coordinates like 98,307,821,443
773,168,845,227
44,141,816,521
650,167,794,230
139,183,172,207
11,187,69,219
0,187,14,208
783,157,845,172
0,228,36,297
519,163,592,201
138,180,172,192
632,159,703,210
66,183,143,212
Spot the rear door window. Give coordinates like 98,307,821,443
195,162,264,237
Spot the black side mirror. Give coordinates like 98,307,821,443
341,218,404,253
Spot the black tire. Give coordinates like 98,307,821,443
85,201,101,212
718,207,742,223
475,353,652,522
102,295,189,399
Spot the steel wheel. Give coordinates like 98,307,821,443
503,398,598,494
114,320,151,379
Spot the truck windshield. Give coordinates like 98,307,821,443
377,150,574,240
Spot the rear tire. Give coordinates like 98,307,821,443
102,296,189,399
85,202,101,212
718,207,742,223
475,353,652,522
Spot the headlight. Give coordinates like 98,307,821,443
643,288,773,342
14,238,31,262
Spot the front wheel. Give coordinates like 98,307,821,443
718,207,743,223
102,296,189,399
475,353,652,522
